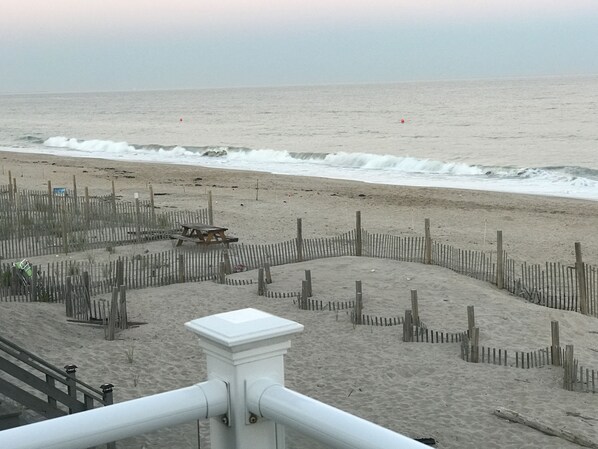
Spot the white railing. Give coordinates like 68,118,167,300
247,378,429,449
0,381,228,449
0,308,430,449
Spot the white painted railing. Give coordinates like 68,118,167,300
0,381,228,449
247,378,429,449
0,308,430,449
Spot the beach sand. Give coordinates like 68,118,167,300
1,151,598,448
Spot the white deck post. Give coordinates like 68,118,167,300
185,308,304,449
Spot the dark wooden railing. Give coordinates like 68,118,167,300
0,334,112,420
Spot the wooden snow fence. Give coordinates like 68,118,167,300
456,318,598,394
0,180,209,258
562,345,598,394
2,214,597,319
64,273,92,322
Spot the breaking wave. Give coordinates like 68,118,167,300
33,136,598,200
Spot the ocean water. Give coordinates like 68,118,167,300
1,76,598,200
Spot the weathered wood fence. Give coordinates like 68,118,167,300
0,181,209,258
1,225,598,318
2,198,598,317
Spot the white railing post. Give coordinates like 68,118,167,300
185,308,304,449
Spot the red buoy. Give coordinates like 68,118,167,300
401,118,405,124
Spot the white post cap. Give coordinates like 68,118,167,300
185,308,303,351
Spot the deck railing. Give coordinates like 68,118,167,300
0,308,430,449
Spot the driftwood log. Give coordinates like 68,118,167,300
493,407,598,449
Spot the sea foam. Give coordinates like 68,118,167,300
41,136,598,201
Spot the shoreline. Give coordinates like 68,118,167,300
5,145,598,203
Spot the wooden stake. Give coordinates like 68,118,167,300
410,290,419,326
208,191,213,225
296,218,303,262
497,230,504,289
575,242,588,315
72,174,78,214
355,211,362,257
551,320,560,366
149,184,156,225
467,305,475,337
424,218,432,264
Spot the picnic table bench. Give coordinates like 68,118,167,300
171,223,238,247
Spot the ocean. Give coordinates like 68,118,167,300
1,75,598,200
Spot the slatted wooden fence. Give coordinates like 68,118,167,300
0,185,208,258
2,228,598,317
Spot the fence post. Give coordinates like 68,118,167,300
119,285,128,330
496,230,504,289
258,268,265,296
563,345,575,391
467,305,475,336
116,259,124,288
149,184,156,225
107,288,118,341
178,254,185,283
354,280,363,325
65,276,73,318
219,261,227,284
296,218,303,262
84,187,90,229
264,263,272,284
471,327,480,363
403,310,413,342
185,308,304,449
10,266,18,296
47,180,54,223
72,175,78,215
135,193,141,244
424,218,432,264
223,248,232,275
410,290,419,326
575,242,588,315
301,280,308,310
355,211,362,256
305,270,312,297
111,180,117,215
61,208,68,254
208,191,214,225
8,170,13,202
83,271,91,317
30,265,38,302
551,320,561,366
64,364,78,414
100,383,117,449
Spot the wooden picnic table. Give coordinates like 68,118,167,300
171,223,238,246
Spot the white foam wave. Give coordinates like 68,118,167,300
38,136,598,201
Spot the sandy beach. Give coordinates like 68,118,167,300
1,150,598,449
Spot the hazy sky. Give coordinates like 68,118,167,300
2,0,598,93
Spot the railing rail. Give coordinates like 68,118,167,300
0,380,228,449
247,379,429,449
0,334,103,400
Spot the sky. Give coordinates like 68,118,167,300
2,0,598,93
